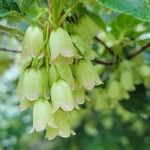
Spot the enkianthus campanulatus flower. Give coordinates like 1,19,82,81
17,25,102,140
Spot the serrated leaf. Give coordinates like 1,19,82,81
99,0,150,22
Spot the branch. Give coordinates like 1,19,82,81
0,47,21,53
94,36,114,55
93,59,114,66
10,11,44,29
127,42,150,59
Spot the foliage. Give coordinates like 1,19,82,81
0,0,150,149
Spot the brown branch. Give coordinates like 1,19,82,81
94,36,114,55
127,42,150,59
93,59,114,66
0,47,21,53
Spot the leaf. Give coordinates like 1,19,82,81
0,0,20,17
110,14,140,41
99,0,150,22
16,0,34,13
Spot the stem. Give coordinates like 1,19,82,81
58,0,79,26
93,59,114,65
127,42,150,59
10,11,44,29
0,24,24,38
95,36,114,55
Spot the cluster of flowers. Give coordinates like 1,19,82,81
90,55,150,113
17,26,102,140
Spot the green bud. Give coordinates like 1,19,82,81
33,99,57,132
22,26,44,59
50,65,59,83
56,57,75,90
51,80,77,112
49,27,79,63
73,82,85,105
75,60,102,90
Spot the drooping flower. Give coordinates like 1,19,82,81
33,99,57,132
49,27,80,63
54,109,75,138
46,109,75,139
51,79,77,112
120,70,135,91
22,26,44,59
73,82,86,105
17,68,50,101
75,60,102,90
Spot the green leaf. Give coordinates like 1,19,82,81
99,0,150,22
0,0,20,17
16,0,34,13
110,14,140,41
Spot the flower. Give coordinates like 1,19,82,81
33,99,57,132
19,98,33,111
17,68,50,101
120,70,135,91
49,27,79,63
22,26,44,59
75,60,102,90
46,109,75,139
51,80,77,112
55,57,75,90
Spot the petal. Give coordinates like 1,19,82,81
56,58,75,90
33,99,47,131
46,128,58,140
45,100,57,128
54,109,71,138
51,80,74,112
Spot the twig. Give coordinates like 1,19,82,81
58,0,79,26
127,42,150,59
10,11,44,29
94,36,114,55
93,59,114,65
0,47,21,53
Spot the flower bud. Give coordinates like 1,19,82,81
33,99,57,132
73,83,85,105
75,60,102,90
56,57,75,89
49,27,79,63
22,26,44,59
51,80,76,112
